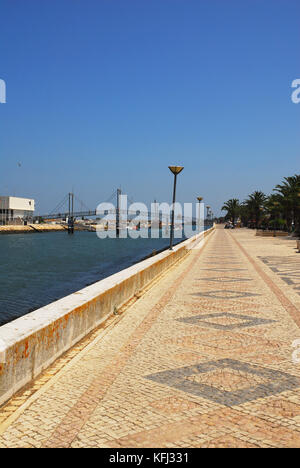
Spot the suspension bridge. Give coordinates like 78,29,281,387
34,189,210,235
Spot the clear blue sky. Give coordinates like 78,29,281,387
0,0,299,215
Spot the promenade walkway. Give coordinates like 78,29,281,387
1,226,300,448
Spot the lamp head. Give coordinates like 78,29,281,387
168,166,184,175
197,197,203,202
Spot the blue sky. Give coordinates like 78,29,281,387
0,0,299,215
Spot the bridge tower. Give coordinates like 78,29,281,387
68,192,74,234
116,188,121,238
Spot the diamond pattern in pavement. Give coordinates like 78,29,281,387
177,312,276,330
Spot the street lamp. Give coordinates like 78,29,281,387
197,197,203,233
168,166,184,250
206,205,210,221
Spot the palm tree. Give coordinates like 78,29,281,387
265,194,286,230
239,203,251,227
244,191,267,228
220,174,300,236
274,175,300,234
221,199,240,225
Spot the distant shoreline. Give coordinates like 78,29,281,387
0,224,92,235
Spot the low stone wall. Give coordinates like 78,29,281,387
0,224,95,234
256,230,289,237
0,224,68,234
0,227,214,405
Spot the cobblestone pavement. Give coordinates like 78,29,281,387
1,227,300,448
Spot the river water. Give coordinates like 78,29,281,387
0,229,196,325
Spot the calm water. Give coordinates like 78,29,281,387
0,229,191,325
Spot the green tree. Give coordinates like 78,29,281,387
264,194,284,230
244,191,267,228
274,175,300,234
221,199,240,225
239,203,252,227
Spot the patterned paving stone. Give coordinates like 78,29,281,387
145,359,300,406
1,227,300,448
149,396,201,415
199,434,260,448
197,277,253,283
200,268,248,272
177,312,276,330
174,351,208,364
253,399,300,419
193,290,260,299
259,256,300,295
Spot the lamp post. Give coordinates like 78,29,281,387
168,166,184,250
206,205,210,223
197,197,203,233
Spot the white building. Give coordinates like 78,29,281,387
0,196,35,225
